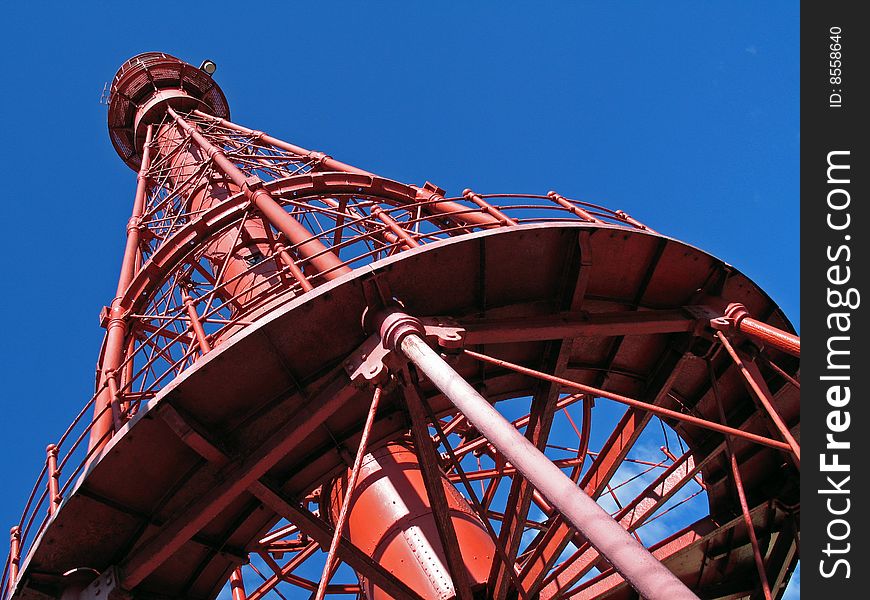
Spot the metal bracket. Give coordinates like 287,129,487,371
243,176,263,191
421,181,446,196
682,305,726,336
78,567,129,600
419,316,465,349
343,333,392,385
99,305,112,328
344,316,466,385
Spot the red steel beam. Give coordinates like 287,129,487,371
46,444,61,516
712,303,800,357
562,523,706,600
738,317,800,357
420,397,533,600
464,349,792,453
709,362,772,600
313,386,383,600
370,206,420,248
763,523,798,598
182,292,212,354
229,567,246,600
760,355,801,389
191,110,373,176
462,188,518,226
256,548,358,594
489,377,560,600
715,331,800,465
246,543,319,600
89,125,155,451
562,502,773,600
447,454,593,483
547,191,600,222
487,231,586,600
7,527,20,595
460,308,699,346
118,370,355,589
274,243,314,292
451,393,585,460
614,209,654,233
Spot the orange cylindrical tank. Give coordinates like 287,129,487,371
328,442,495,600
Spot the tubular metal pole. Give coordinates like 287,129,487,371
715,331,801,465
314,386,382,600
397,333,699,600
737,317,801,357
230,567,247,600
709,362,772,600
714,303,800,358
88,125,155,452
183,292,212,354
46,444,61,515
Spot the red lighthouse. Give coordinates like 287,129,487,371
4,53,799,600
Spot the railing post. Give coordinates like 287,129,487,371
614,209,655,232
414,183,501,229
369,206,420,249
273,244,314,292
105,371,125,433
547,191,600,222
321,197,405,249
8,526,20,594
462,188,518,226
182,292,212,355
46,444,61,515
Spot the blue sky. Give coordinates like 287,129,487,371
0,2,799,598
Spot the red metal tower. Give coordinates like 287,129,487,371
4,53,800,600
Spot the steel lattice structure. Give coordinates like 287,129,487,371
4,53,799,600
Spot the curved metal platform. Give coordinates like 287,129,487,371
10,222,798,600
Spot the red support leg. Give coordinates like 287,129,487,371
229,567,246,600
88,125,155,452
709,361,773,600
314,386,382,600
715,331,800,465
